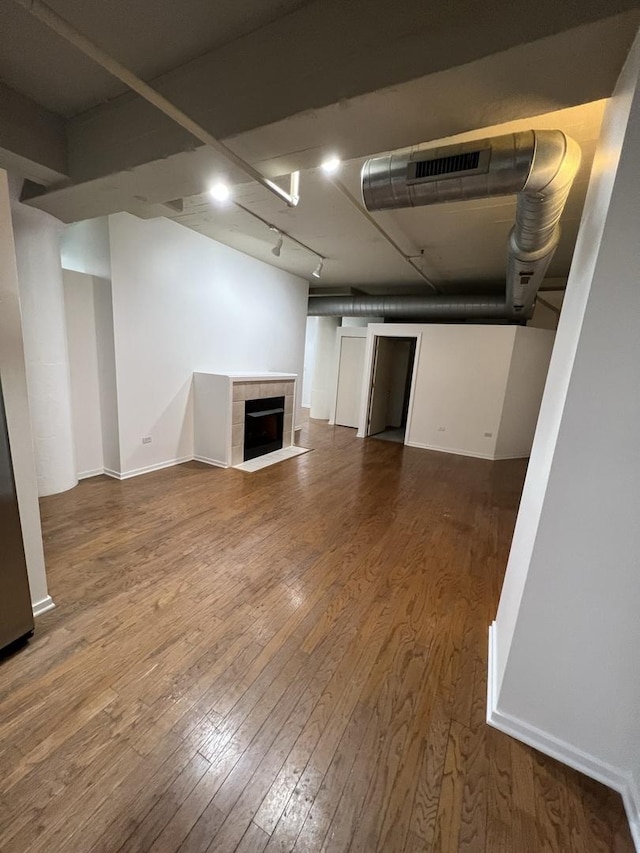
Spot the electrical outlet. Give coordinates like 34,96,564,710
437,426,446,432
142,436,152,444
484,432,493,438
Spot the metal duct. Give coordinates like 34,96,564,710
308,294,515,320
360,130,581,318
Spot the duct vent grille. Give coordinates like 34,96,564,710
413,151,481,180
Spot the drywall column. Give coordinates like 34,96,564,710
490,29,640,843
0,170,51,612
61,217,120,476
11,189,77,495
310,317,339,419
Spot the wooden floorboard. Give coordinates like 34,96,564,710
0,416,633,852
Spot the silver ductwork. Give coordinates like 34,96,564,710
352,129,581,320
308,294,515,320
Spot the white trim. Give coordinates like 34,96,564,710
487,622,640,851
193,454,228,469
78,467,105,480
104,456,194,480
491,453,530,461
405,440,496,460
32,595,55,617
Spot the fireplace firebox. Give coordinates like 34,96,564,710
244,396,285,461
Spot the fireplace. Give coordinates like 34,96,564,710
244,396,285,461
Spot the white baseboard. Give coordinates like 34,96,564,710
193,454,228,469
32,595,55,617
405,440,495,460
492,453,530,460
78,467,105,480
105,456,194,480
487,622,640,851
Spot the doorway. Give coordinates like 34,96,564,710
367,336,417,443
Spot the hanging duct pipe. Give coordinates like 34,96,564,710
309,130,580,321
308,294,512,320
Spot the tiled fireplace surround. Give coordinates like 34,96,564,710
231,379,295,466
193,372,297,468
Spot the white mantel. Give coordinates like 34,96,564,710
193,372,296,468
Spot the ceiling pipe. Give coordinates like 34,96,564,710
329,177,440,293
361,129,581,318
308,294,515,320
12,0,300,208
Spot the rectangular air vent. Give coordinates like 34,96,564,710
415,151,480,179
407,148,490,184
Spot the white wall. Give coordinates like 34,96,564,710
107,213,308,476
359,324,512,458
491,30,640,847
301,316,318,409
0,170,50,612
356,324,552,460
495,327,555,459
63,270,104,478
61,217,112,280
10,184,77,496
406,325,515,458
309,317,340,420
61,217,120,474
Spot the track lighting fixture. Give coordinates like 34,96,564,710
272,233,284,257
312,260,324,279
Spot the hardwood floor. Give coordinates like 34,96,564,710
0,418,633,852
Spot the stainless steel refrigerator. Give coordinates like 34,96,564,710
0,379,34,652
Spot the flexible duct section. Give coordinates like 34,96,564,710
308,130,581,321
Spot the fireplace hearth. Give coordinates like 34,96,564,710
244,396,285,461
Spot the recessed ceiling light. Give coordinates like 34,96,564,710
321,156,341,176
312,260,324,278
209,182,231,202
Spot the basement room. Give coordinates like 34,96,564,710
1,2,640,852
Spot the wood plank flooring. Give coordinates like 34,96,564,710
0,417,633,852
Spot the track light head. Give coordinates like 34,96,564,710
272,234,284,257
312,260,324,279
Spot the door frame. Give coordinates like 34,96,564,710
357,327,422,442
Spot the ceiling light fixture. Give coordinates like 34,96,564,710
272,233,284,257
233,201,325,270
312,260,324,279
321,156,341,176
209,182,231,203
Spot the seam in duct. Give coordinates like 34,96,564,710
309,130,580,321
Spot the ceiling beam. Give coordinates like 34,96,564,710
13,9,640,221
64,5,639,186
0,81,67,184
